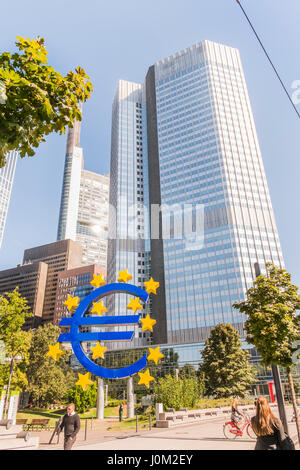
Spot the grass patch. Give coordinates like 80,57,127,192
17,406,120,426
106,416,153,431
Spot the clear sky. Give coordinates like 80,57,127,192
1,0,300,286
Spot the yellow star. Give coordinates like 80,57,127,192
117,269,133,283
147,346,164,365
140,314,157,332
90,342,107,360
76,372,93,391
138,369,155,388
91,300,107,316
90,273,106,288
144,277,160,295
46,343,64,361
127,297,143,313
64,295,80,312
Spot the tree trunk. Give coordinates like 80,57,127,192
3,357,14,418
286,366,300,447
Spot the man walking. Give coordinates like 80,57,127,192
59,403,81,450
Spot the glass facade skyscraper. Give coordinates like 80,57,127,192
107,80,150,348
108,40,284,349
0,150,17,250
146,40,284,345
57,117,109,270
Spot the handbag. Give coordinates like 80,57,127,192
275,426,295,450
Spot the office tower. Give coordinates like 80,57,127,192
23,239,82,323
0,261,48,329
54,264,106,325
108,40,284,347
107,80,150,348
0,151,17,249
57,119,83,243
57,118,109,269
77,170,109,267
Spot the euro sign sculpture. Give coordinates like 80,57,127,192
57,283,149,379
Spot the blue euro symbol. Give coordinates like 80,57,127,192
57,283,149,379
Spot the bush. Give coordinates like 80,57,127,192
154,374,200,410
67,382,97,413
106,399,124,408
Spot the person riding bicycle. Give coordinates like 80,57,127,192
231,398,245,435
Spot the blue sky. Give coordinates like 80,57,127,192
1,0,300,286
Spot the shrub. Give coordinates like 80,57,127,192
67,382,97,413
154,374,200,410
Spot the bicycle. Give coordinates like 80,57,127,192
223,414,256,440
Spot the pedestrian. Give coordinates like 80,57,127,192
231,397,245,435
251,396,294,450
119,403,123,422
59,403,81,450
291,398,300,422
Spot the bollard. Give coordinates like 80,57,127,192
136,413,138,433
84,419,88,441
149,414,152,430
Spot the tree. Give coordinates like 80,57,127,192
0,36,93,167
26,323,76,407
233,263,300,442
199,323,256,398
0,288,32,396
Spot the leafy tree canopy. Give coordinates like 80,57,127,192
0,287,31,342
233,263,300,367
0,288,32,392
0,36,93,167
26,323,76,407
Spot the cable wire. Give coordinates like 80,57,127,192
235,0,300,120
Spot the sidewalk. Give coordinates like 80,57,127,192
36,407,299,451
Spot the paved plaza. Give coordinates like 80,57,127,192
39,407,298,451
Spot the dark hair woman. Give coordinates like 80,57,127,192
251,396,286,450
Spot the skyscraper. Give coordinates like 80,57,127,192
0,151,17,249
107,80,150,348
108,40,284,347
57,117,109,269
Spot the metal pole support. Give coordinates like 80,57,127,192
271,364,289,435
84,419,88,441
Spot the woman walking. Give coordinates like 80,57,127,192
251,396,294,450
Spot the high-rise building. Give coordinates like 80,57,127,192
57,118,109,269
0,151,17,249
108,40,284,348
54,264,106,325
23,239,82,323
107,80,150,348
0,239,82,326
77,170,109,267
0,261,48,329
